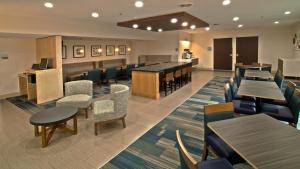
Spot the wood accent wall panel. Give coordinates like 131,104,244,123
131,71,160,99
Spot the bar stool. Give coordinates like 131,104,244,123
161,69,174,96
174,66,182,90
187,64,192,82
181,66,188,85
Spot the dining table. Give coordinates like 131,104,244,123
237,79,285,112
244,70,273,80
208,114,300,169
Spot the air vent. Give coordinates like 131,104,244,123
179,3,193,8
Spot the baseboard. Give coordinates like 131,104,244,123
0,92,20,100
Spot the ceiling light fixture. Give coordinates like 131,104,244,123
233,17,239,21
44,2,54,8
284,11,291,15
222,0,231,6
146,26,152,31
158,28,163,32
274,21,279,24
182,22,188,27
132,24,139,28
238,24,243,28
205,27,210,31
91,12,99,18
135,1,144,8
190,25,196,30
171,18,178,23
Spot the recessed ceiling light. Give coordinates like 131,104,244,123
284,11,291,15
205,27,210,31
171,18,178,24
135,1,144,8
91,12,99,18
44,2,54,8
146,26,152,31
182,22,188,27
190,25,196,30
158,28,163,32
222,0,231,6
238,24,243,28
133,24,139,29
233,17,239,21
274,21,279,24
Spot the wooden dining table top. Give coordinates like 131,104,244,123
208,114,300,169
237,80,285,100
244,70,273,79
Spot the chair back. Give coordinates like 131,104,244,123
165,72,174,82
176,130,198,169
106,67,117,79
65,80,93,96
235,68,241,87
229,77,238,97
182,67,188,75
274,70,284,89
224,83,233,102
261,64,272,73
175,68,182,78
287,89,300,124
87,69,101,84
111,84,129,116
203,103,234,141
187,66,192,73
284,81,296,102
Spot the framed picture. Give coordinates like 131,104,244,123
118,45,126,55
62,45,67,59
106,45,115,56
73,45,85,58
91,45,102,57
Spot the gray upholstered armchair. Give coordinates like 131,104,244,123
56,80,93,118
93,84,129,135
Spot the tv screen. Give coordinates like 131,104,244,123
40,58,49,69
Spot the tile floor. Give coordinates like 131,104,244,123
0,70,232,169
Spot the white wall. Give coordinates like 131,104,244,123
0,37,36,96
191,25,295,71
293,22,300,58
131,31,180,63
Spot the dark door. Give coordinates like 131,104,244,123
214,38,233,70
236,36,258,65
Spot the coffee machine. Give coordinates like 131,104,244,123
182,49,193,59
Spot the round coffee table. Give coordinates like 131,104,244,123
30,106,78,148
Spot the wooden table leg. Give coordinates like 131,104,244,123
34,125,39,136
73,116,77,135
41,126,47,148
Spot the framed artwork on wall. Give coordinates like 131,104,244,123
118,45,126,55
73,45,85,58
106,45,115,56
91,45,102,57
62,45,67,59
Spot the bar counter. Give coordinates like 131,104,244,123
131,62,190,99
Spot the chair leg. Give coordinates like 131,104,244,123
201,143,208,161
121,118,126,128
94,123,98,135
85,108,88,119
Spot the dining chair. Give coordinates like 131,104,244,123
225,83,256,115
229,78,256,102
261,64,272,73
274,70,284,89
263,81,296,106
262,88,300,126
86,69,102,85
104,67,118,84
202,103,244,164
235,68,242,87
176,130,234,169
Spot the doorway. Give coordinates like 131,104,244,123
236,36,259,65
214,38,233,70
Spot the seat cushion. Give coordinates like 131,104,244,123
56,94,92,108
206,134,244,164
233,100,256,115
261,103,294,123
197,158,233,169
94,100,124,122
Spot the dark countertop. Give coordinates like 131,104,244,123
132,62,190,72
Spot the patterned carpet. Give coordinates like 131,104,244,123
102,77,251,169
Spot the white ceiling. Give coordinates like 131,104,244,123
0,0,299,31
